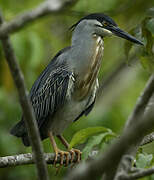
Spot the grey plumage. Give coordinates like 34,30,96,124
10,46,96,146
10,13,143,147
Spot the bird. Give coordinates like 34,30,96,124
10,13,143,166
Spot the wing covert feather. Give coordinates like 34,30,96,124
30,67,74,128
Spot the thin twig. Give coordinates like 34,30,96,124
0,12,49,180
0,0,78,37
120,167,154,180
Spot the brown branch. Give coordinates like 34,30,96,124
0,12,49,180
0,0,78,37
65,75,154,180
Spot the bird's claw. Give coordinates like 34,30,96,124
53,148,82,174
69,148,82,163
54,149,70,167
69,149,75,163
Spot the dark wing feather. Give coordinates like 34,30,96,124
30,46,71,96
10,47,74,146
10,67,74,146
31,67,73,128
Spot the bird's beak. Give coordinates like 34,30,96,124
107,26,144,46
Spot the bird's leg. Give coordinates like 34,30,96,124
57,135,82,163
48,132,70,166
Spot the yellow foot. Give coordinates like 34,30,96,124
69,148,82,163
53,148,82,171
54,149,70,167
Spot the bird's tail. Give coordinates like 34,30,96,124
10,120,30,146
10,120,25,137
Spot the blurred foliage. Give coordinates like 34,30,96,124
0,0,154,179
69,126,116,148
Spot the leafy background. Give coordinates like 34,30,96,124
0,0,154,179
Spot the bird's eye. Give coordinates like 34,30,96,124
103,22,108,26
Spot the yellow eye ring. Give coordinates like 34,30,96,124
103,22,108,26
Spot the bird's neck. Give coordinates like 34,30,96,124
71,30,104,70
70,33,104,100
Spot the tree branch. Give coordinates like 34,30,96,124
125,75,154,129
0,153,78,168
0,150,98,168
140,132,154,146
107,75,154,180
0,0,78,37
139,93,154,149
65,75,154,180
120,167,154,180
113,76,154,180
0,12,49,180
97,54,154,148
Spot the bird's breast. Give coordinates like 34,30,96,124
74,35,104,100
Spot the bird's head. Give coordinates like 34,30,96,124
70,13,143,45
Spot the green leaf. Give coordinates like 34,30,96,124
139,17,154,72
136,153,153,168
124,28,136,62
124,27,142,64
142,18,154,55
146,18,154,35
82,132,116,159
69,126,111,149
124,40,132,62
140,55,154,72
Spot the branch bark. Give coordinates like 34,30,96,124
0,12,49,180
0,150,97,168
140,132,154,146
65,74,154,180
0,153,77,168
119,167,154,180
